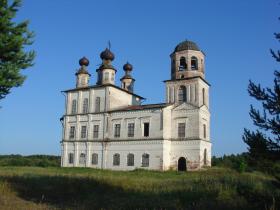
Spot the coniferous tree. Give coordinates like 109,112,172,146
243,26,280,164
0,0,35,100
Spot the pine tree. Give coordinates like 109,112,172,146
243,26,280,164
0,0,35,101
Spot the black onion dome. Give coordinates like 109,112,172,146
174,40,200,52
100,48,115,61
79,56,89,66
123,62,133,71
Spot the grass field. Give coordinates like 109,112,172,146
0,167,279,210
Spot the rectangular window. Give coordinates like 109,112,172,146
144,122,149,137
68,153,74,164
93,125,99,138
114,124,121,138
81,126,87,139
128,123,135,137
82,98,88,113
71,100,77,114
178,123,186,138
95,97,100,112
69,126,75,139
203,124,206,139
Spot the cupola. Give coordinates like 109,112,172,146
121,62,135,92
96,48,116,85
76,56,91,88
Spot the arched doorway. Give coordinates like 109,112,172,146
178,157,187,171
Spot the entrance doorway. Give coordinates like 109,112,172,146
178,157,187,171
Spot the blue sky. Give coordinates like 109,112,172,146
0,0,278,156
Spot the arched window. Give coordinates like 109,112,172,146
113,153,120,166
178,86,186,102
202,88,205,105
191,56,198,70
142,153,149,167
79,153,86,165
82,98,88,113
92,153,98,165
71,99,77,114
179,57,187,71
204,149,207,166
95,97,100,112
127,153,134,166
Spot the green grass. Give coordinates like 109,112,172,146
0,167,279,210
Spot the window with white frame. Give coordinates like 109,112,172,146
71,99,77,114
178,123,186,138
127,153,134,166
128,123,135,137
68,153,74,164
142,153,149,167
82,98,89,113
69,126,75,139
92,153,98,165
81,126,87,139
114,124,121,138
93,125,99,138
113,153,120,166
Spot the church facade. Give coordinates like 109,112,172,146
60,40,211,171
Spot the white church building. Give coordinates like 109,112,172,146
60,40,211,171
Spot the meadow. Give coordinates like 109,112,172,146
0,166,279,210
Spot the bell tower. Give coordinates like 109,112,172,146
165,40,209,107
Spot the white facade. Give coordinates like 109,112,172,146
61,41,211,171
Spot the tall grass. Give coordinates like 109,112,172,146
0,167,279,210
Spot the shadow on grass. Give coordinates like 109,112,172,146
0,174,278,210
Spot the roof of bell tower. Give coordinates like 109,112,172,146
174,40,200,52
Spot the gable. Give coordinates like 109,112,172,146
172,102,199,111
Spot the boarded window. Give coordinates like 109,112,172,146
95,97,100,112
69,126,75,139
127,153,134,166
81,126,87,139
114,124,121,138
92,153,98,165
178,123,186,138
71,99,77,114
142,153,149,167
82,98,89,113
144,123,149,137
113,153,120,166
128,123,135,137
79,153,86,165
104,72,109,81
93,125,99,138
68,153,74,164
178,86,186,102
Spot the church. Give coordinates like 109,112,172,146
60,40,211,171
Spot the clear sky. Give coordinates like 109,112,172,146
0,0,278,156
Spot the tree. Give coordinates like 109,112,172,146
0,0,35,101
243,26,280,164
